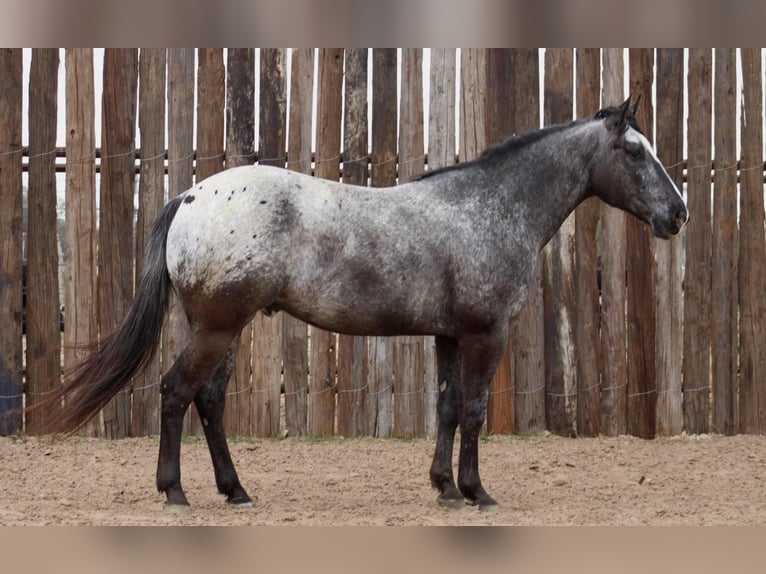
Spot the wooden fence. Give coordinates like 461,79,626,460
1,48,765,439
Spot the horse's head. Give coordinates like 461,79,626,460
590,97,688,239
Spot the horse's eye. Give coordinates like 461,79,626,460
624,140,642,160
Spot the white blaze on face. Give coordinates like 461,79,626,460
624,126,653,153
625,126,685,206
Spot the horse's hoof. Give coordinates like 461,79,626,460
226,493,254,508
464,494,498,510
478,501,500,512
436,495,464,510
164,502,191,515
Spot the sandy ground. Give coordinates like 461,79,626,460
1,433,765,525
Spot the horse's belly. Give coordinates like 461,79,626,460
279,293,451,337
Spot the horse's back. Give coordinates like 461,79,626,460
162,164,510,337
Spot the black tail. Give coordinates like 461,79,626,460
30,196,184,434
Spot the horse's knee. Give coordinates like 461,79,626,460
461,388,489,430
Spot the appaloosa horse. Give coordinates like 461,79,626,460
37,97,687,510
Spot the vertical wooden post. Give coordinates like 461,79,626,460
460,47,490,420
0,49,23,435
224,48,256,435
253,48,286,437
25,48,61,433
738,48,766,434
542,48,576,437
683,49,712,434
308,48,343,436
99,48,138,439
63,48,98,435
132,48,166,437
368,48,398,437
654,48,685,436
573,48,601,437
711,48,738,435
599,48,627,436
164,48,195,433
283,48,313,437
485,49,515,434
185,48,225,436
195,49,225,182
427,48,456,438
626,48,657,438
395,48,426,438
337,48,369,438
459,49,487,162
510,49,544,434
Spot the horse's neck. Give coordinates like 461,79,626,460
492,125,595,249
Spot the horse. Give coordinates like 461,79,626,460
33,97,687,511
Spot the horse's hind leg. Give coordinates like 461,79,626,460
193,343,252,507
429,336,464,507
156,328,238,508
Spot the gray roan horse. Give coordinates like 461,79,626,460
34,97,687,511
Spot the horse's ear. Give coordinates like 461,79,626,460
630,94,641,117
604,97,631,133
617,97,631,124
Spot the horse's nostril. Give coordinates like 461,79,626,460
676,209,688,226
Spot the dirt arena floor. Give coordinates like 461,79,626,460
1,432,765,525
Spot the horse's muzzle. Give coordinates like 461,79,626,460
652,206,689,239
674,207,689,230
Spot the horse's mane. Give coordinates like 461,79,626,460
416,106,642,182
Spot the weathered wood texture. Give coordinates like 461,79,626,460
485,48,515,435
308,48,343,436
368,48,397,438
99,48,138,439
0,49,23,435
394,48,426,438
738,48,766,434
425,48,456,438
573,48,601,437
25,49,61,433
253,48,286,437
283,48,313,437
599,48,627,437
683,49,712,434
542,48,576,437
180,48,226,437
626,48,657,439
654,48,685,436
509,49,544,434
337,48,369,438
711,48,738,435
164,49,195,434
132,48,166,437
181,48,226,437
64,49,98,436
195,49,225,182
224,48,256,436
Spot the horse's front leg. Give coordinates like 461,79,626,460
456,326,509,509
429,336,463,507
